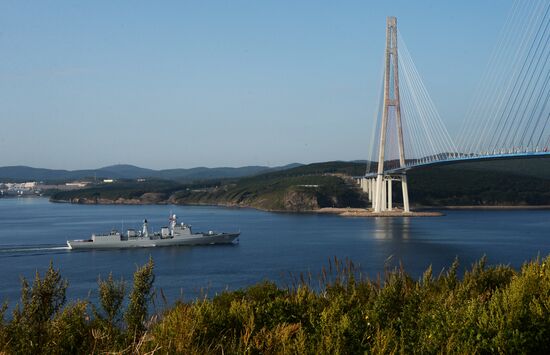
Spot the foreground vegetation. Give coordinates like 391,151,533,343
1,255,550,354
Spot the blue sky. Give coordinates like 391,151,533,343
0,0,512,169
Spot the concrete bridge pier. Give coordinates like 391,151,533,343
360,178,374,203
401,174,410,212
369,178,374,201
381,179,387,211
358,174,414,213
364,173,409,213
374,176,381,211
387,178,392,211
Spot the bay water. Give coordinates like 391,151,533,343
0,197,548,304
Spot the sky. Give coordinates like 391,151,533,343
0,0,513,169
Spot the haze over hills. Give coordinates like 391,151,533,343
0,163,303,182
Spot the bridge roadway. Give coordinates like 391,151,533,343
364,151,550,178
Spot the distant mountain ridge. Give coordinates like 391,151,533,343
0,163,303,182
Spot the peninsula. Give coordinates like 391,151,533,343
48,158,550,212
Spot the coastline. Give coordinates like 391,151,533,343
49,197,442,217
435,205,550,210
48,197,550,215
315,207,444,217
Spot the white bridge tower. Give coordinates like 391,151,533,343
364,17,410,213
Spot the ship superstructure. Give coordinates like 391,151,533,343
67,214,239,249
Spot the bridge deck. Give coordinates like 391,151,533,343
364,151,550,178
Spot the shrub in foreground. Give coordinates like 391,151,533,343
0,255,549,354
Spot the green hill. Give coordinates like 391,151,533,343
50,158,550,210
0,163,301,182
406,157,550,206
50,161,367,210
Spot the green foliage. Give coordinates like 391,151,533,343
95,272,126,326
50,158,550,208
408,160,550,206
142,255,550,354
89,272,127,350
50,179,187,202
49,301,92,354
165,173,366,211
7,262,68,353
2,255,550,353
125,257,155,338
239,161,366,181
0,302,7,350
50,162,370,210
0,259,156,354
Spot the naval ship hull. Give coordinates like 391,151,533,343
67,233,239,250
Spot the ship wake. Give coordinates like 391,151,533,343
0,244,71,255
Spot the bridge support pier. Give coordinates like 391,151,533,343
401,174,410,213
366,173,409,213
360,178,376,203
375,175,383,212
387,178,392,211
383,178,388,211
373,178,378,211
371,179,374,201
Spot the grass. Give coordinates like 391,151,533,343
1,255,549,354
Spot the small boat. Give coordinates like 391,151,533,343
66,214,239,249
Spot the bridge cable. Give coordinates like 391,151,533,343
469,0,545,154
487,1,550,153
497,3,550,151
458,0,524,154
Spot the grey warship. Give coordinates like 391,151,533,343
67,214,239,249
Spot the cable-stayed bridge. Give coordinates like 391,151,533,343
361,0,550,213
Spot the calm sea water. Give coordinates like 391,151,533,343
0,198,549,304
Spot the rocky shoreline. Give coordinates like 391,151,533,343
50,196,549,216
437,205,550,210
50,194,170,205
315,207,443,217
49,196,446,217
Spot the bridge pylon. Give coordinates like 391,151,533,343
373,16,410,213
